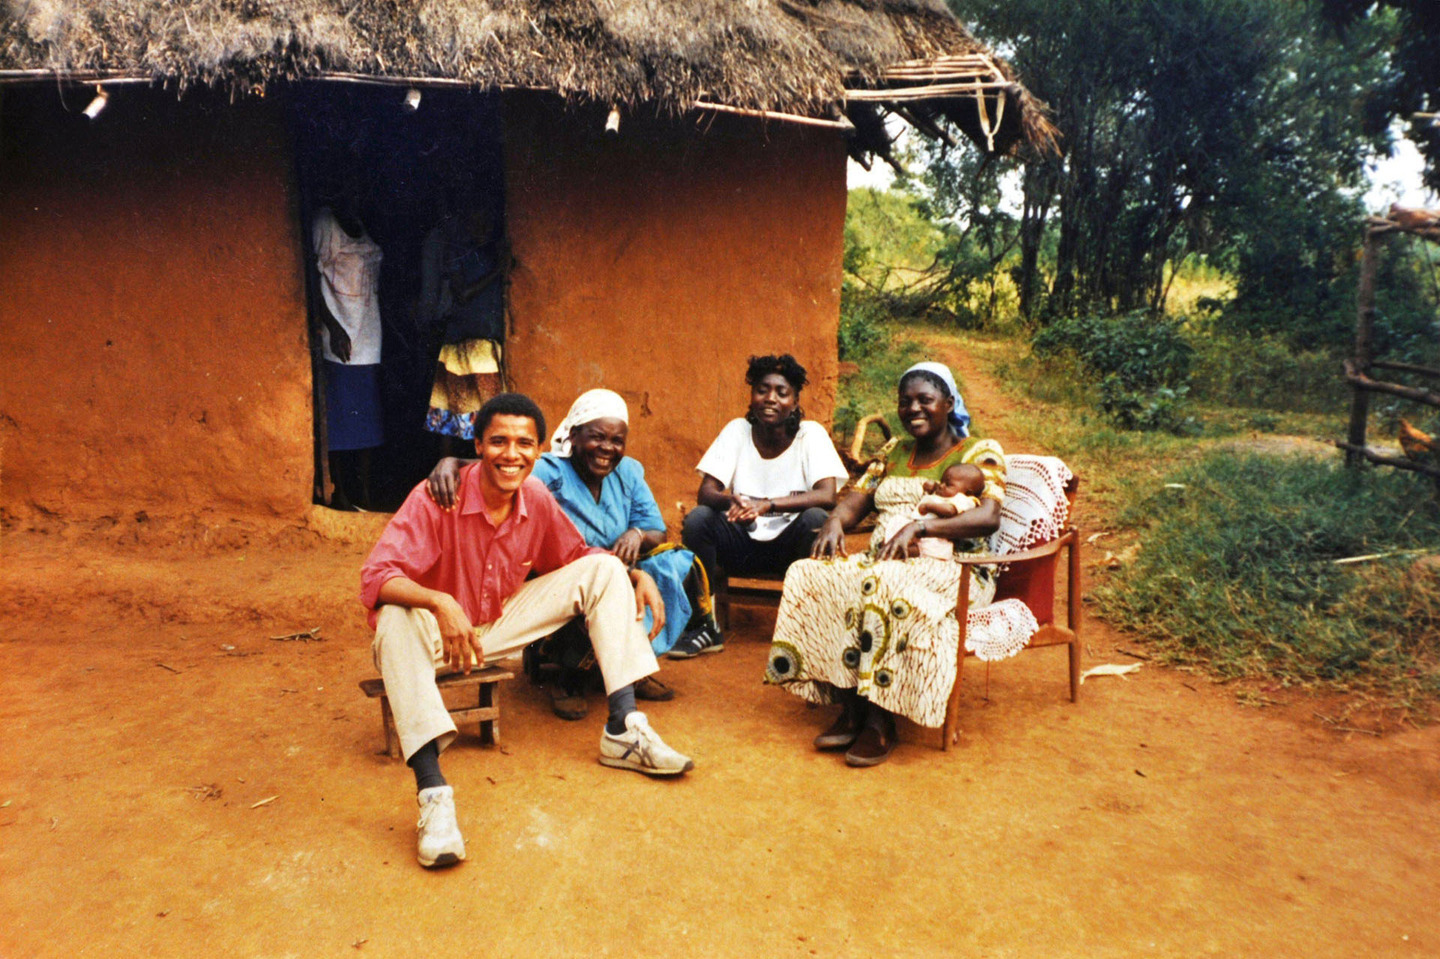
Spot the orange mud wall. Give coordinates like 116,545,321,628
0,88,312,523
503,98,846,522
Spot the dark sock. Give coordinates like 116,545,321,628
606,685,637,735
407,738,447,793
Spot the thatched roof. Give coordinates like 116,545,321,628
0,0,1054,154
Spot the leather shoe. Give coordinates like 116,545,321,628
814,704,863,750
549,684,589,721
634,676,676,702
844,713,897,767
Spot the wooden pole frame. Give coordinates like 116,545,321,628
1340,209,1440,475
1344,227,1383,467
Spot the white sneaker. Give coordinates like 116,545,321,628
416,785,465,868
599,711,695,776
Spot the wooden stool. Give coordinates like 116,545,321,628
358,667,514,760
712,530,872,629
713,573,785,630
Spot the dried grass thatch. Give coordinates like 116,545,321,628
0,0,1051,152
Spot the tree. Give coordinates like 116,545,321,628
894,144,1024,327
1213,7,1397,347
945,0,1396,334
1321,0,1440,191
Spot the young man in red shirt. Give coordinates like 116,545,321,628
360,393,693,868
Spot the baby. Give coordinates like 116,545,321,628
912,463,986,560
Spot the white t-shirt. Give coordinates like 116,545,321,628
313,207,383,366
695,418,850,541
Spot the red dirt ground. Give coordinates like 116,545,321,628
3,350,1439,958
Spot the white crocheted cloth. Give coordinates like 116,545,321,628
964,599,1040,662
990,455,1075,559
962,454,1073,662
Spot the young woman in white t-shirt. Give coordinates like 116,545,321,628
672,355,850,658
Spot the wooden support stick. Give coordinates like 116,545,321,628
1370,360,1440,380
1345,230,1381,467
883,55,997,72
878,149,908,176
691,101,855,131
0,70,153,83
845,81,1020,101
1332,547,1435,566
307,72,552,93
1329,440,1440,480
1343,360,1440,408
891,104,957,148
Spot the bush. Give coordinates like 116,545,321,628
1222,225,1440,358
1095,451,1440,702
1180,325,1347,411
832,315,921,441
1099,379,1195,433
1032,311,1196,432
838,292,888,361
1188,329,1347,412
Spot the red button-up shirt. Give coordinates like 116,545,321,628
359,465,601,629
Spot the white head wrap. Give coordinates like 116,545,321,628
901,361,971,438
549,389,630,456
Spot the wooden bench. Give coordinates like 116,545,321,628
713,532,872,629
713,573,784,630
359,667,514,759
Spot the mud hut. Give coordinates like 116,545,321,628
0,1,1052,528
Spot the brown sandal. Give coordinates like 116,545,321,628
814,699,865,750
548,683,589,721
634,676,676,702
844,711,897,767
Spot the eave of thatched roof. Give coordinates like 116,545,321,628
0,0,1054,155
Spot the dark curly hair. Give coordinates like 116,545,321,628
474,392,547,442
745,354,808,392
744,354,807,435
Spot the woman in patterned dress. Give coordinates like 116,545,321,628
765,362,1006,766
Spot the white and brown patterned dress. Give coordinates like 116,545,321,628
765,436,1007,728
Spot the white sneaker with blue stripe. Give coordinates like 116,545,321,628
599,711,694,776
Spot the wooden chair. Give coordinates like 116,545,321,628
359,666,514,759
941,467,1081,750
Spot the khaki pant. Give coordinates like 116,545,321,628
371,553,659,761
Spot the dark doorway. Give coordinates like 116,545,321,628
289,83,506,511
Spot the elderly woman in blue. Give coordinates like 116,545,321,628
531,389,698,656
428,389,706,717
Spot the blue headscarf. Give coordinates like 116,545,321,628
901,362,971,438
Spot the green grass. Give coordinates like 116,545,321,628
1094,452,1440,710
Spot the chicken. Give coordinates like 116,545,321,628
1398,418,1439,462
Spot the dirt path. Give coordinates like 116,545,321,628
4,350,1440,958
